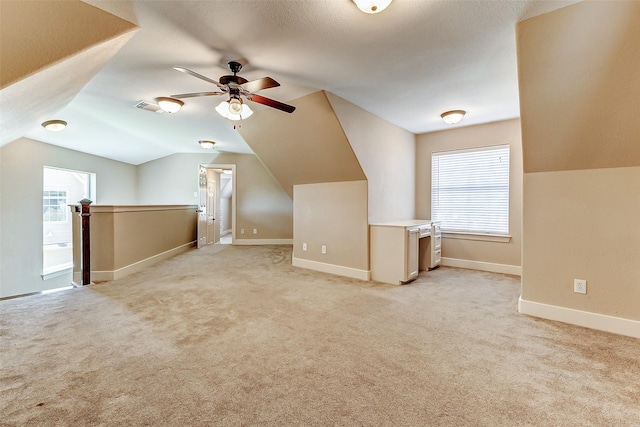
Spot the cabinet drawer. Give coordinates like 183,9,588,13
432,249,441,264
434,235,441,249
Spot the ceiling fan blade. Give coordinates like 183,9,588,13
241,77,280,93
171,91,225,99
249,94,296,113
173,67,223,87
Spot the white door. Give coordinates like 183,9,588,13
197,167,207,248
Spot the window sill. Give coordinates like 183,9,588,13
442,232,512,243
42,267,72,281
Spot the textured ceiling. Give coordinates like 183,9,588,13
7,0,580,165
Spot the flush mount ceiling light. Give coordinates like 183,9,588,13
215,97,253,121
352,0,392,14
155,97,184,113
198,140,216,149
441,110,466,125
41,119,67,131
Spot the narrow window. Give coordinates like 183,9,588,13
431,145,510,235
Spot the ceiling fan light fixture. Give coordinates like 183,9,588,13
155,97,184,113
216,100,253,121
352,0,392,14
198,140,215,149
441,110,466,125
42,119,67,131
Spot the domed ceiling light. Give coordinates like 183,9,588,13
352,0,392,14
441,110,466,125
155,97,184,113
41,120,67,131
198,140,216,149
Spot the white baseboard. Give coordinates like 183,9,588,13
233,239,293,245
519,297,640,339
85,241,196,282
292,257,371,281
442,257,521,276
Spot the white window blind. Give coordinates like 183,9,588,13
432,145,509,235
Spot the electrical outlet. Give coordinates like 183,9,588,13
574,279,587,294
321,245,327,254
240,228,245,235
302,242,307,251
253,229,257,235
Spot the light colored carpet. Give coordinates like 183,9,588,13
1,244,639,426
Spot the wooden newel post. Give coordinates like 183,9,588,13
79,198,93,286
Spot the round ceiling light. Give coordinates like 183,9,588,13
41,119,67,131
155,97,184,113
440,110,466,125
352,0,392,14
198,140,216,149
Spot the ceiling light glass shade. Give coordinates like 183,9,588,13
42,120,67,131
441,110,466,125
155,97,184,113
216,100,253,121
352,0,392,14
198,140,215,149
229,98,243,115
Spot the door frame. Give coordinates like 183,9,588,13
200,163,236,244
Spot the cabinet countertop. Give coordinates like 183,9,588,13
369,219,432,228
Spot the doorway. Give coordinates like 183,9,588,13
42,167,95,278
198,164,236,246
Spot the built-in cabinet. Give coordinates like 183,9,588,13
370,220,441,285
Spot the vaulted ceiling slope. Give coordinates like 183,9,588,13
1,0,580,165
238,91,366,197
0,0,138,146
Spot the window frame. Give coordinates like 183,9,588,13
431,144,510,239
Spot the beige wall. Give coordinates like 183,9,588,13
517,1,640,323
137,152,293,241
326,92,416,223
293,181,369,276
0,0,136,88
238,91,366,197
0,138,138,297
416,119,523,269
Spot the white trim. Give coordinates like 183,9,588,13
518,297,640,339
442,232,511,243
233,239,293,245
292,257,371,281
84,242,195,282
442,257,521,276
84,205,197,213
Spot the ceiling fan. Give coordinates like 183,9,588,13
162,61,296,120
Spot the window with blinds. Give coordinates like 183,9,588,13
431,145,510,235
